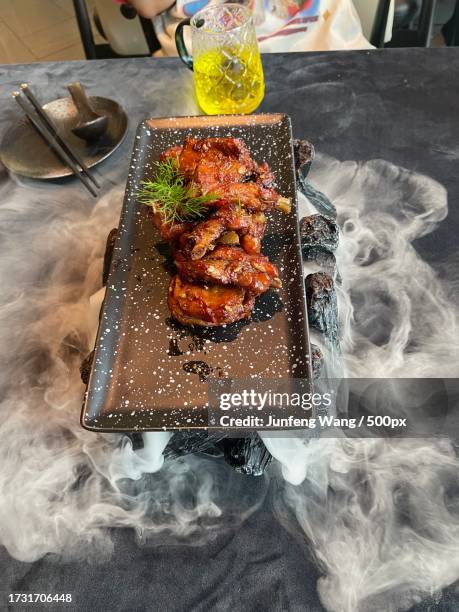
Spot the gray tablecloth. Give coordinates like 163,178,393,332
1,49,459,612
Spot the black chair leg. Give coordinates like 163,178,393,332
417,0,437,46
370,0,392,48
386,0,437,47
442,0,459,45
73,0,97,60
139,16,161,54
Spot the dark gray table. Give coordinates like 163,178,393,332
0,49,458,612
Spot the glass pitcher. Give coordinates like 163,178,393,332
175,3,265,115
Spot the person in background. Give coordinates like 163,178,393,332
123,0,371,54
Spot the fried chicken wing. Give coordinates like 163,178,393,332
173,138,258,182
175,245,281,295
150,211,195,241
152,137,286,327
179,205,266,260
160,145,182,164
168,275,254,327
162,138,286,212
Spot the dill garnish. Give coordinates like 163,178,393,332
138,158,217,224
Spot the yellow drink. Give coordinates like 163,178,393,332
194,46,265,115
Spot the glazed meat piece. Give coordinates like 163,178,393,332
160,144,182,164
150,137,288,327
179,205,266,260
213,182,281,212
171,137,260,183
175,245,281,295
168,275,255,327
162,138,288,212
150,211,196,241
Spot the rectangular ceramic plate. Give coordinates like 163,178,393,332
82,114,312,431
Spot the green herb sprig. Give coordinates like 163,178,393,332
138,158,216,224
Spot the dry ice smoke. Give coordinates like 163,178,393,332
0,172,266,563
1,154,459,612
271,155,459,612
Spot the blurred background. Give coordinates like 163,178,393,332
0,0,457,64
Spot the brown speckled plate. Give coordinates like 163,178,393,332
0,96,127,179
82,114,312,432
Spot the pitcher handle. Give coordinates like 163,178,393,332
175,18,193,71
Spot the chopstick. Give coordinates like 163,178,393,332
20,84,100,190
12,91,98,198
